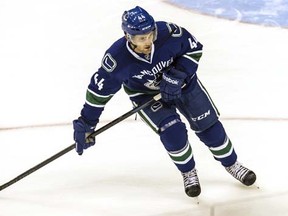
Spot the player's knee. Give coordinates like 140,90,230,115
159,116,188,151
196,120,226,148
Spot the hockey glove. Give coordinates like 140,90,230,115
160,68,187,102
73,117,96,155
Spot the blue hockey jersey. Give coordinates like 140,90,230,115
80,21,203,126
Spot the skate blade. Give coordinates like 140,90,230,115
253,183,260,189
193,196,200,205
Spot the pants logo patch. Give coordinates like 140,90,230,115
151,101,163,112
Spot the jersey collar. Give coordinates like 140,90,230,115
126,41,154,64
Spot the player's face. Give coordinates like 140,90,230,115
130,31,155,55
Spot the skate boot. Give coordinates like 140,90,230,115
181,168,201,197
225,161,256,186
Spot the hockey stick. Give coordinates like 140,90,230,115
0,93,161,191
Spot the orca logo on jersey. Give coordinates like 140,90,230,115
133,57,173,90
101,53,117,72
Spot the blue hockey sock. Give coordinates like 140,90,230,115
196,121,237,167
160,117,195,172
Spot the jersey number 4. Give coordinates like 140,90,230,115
94,73,104,90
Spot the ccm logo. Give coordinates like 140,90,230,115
192,110,211,121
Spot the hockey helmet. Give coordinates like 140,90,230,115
121,6,156,36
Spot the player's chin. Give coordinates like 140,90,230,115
143,46,152,54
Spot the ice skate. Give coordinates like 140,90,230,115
182,168,201,197
225,161,256,186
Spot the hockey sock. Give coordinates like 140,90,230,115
160,117,195,172
196,121,237,167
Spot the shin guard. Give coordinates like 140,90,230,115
160,117,195,172
196,121,237,167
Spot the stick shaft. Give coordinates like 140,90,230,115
0,94,160,191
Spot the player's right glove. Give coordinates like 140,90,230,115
73,117,96,155
160,67,187,102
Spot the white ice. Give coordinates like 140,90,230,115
1,0,288,215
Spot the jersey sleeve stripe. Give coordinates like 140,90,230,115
183,49,203,65
85,100,105,108
183,55,199,65
87,88,114,98
86,89,113,107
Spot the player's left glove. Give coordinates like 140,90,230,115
73,117,96,155
160,67,187,102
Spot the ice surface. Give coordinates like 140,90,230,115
168,0,288,27
1,0,288,215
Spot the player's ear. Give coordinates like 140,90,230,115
124,33,132,43
124,33,128,40
123,32,128,39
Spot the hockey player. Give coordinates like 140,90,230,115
73,6,256,197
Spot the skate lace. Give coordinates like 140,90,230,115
182,169,199,187
226,162,249,182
